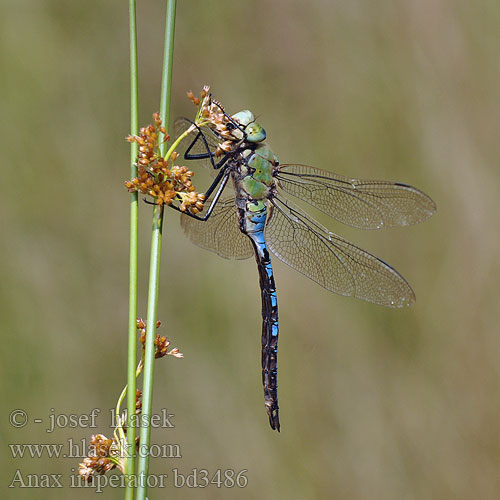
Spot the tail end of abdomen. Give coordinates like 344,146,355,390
246,222,281,432
262,312,280,432
266,400,280,432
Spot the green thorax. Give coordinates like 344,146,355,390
238,143,278,200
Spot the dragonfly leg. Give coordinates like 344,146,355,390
184,129,231,170
168,167,231,222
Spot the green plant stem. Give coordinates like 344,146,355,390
136,204,164,500
159,0,177,154
135,2,176,499
125,1,139,499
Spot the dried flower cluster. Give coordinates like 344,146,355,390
77,321,182,482
137,317,183,359
189,86,242,156
125,113,205,213
78,434,121,482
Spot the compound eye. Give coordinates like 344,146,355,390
246,123,266,143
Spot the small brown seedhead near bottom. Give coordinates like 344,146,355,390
78,434,121,483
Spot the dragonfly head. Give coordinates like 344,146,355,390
232,110,267,143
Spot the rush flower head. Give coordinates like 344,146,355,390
137,317,183,359
125,113,205,214
78,434,122,483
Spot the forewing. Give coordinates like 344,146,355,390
181,197,253,260
265,197,415,307
275,164,436,229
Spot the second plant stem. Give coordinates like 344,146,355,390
135,2,176,499
136,204,164,500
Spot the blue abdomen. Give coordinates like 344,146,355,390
238,199,280,431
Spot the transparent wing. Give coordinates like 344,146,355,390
174,118,222,172
265,197,415,307
275,164,436,229
181,197,254,260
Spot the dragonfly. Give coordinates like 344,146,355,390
174,98,436,432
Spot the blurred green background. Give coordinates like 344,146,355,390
1,1,500,499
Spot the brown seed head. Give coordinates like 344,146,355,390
78,434,118,483
125,113,203,214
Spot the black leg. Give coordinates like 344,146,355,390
184,129,232,170
143,164,230,217
203,164,230,200
168,168,231,221
185,130,215,162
